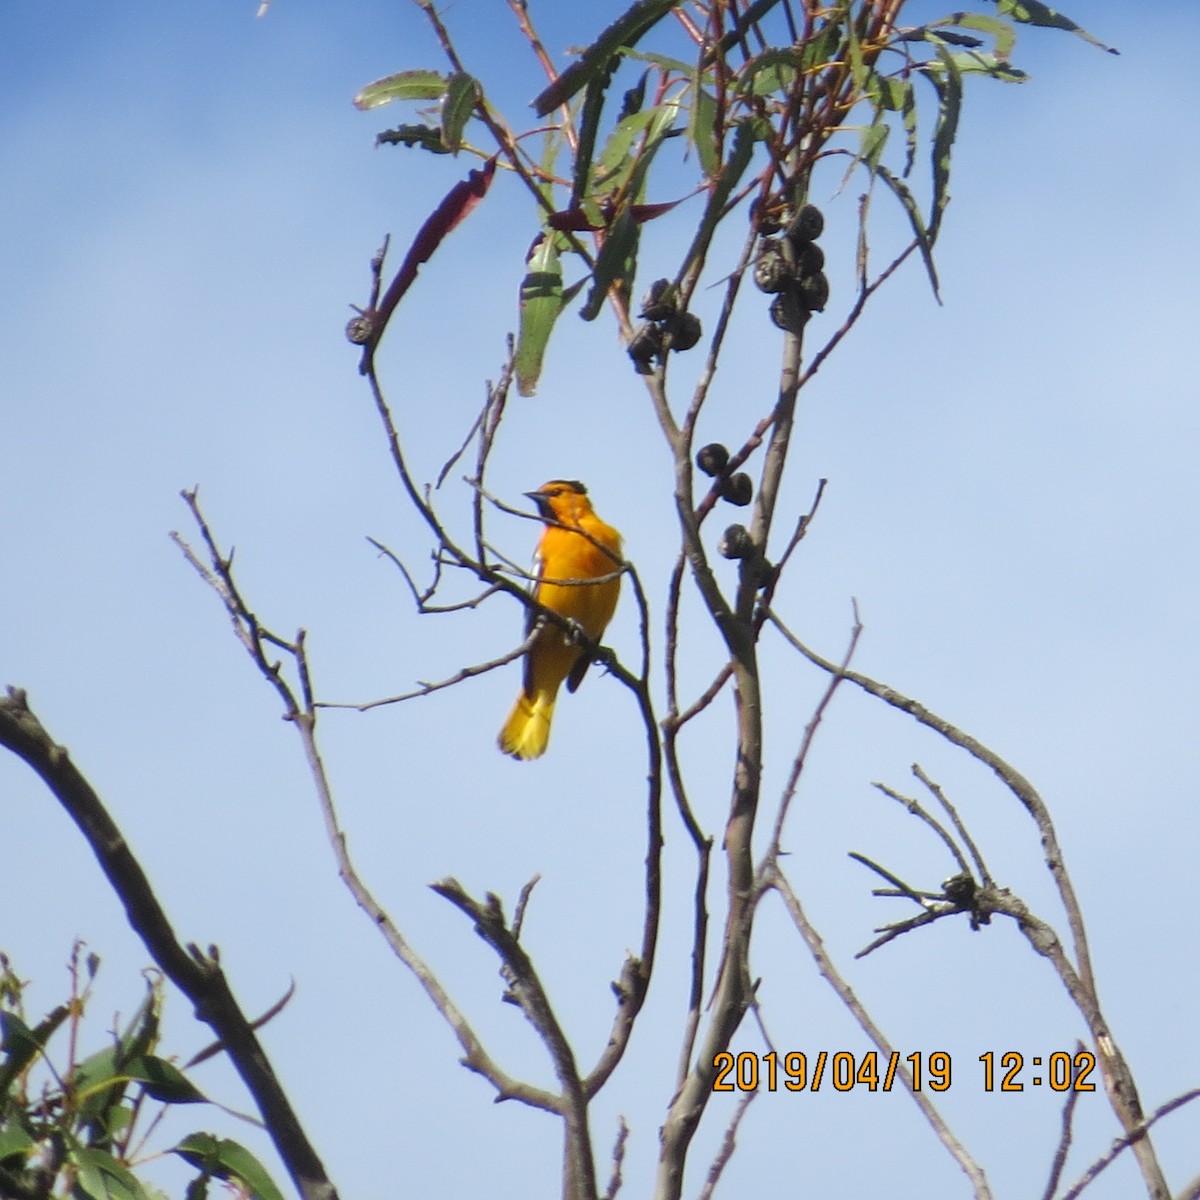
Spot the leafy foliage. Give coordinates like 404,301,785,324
0,946,281,1200
354,1,1109,389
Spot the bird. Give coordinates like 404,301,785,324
498,480,622,760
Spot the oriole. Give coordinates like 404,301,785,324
498,480,622,760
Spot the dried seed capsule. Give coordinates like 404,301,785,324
753,239,790,294
769,289,808,334
627,323,663,373
753,197,784,236
796,270,829,313
345,312,375,345
696,443,730,477
667,311,702,352
795,240,825,275
942,873,977,907
721,472,753,507
787,203,825,243
639,277,676,321
718,524,754,560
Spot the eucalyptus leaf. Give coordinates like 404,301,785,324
174,1134,286,1200
533,0,684,115
376,124,452,153
580,207,638,321
874,165,940,300
515,235,567,396
994,0,1116,53
441,71,480,152
353,69,446,110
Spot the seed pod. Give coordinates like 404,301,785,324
753,199,785,236
794,240,825,275
721,472,753,507
345,313,375,345
696,443,730,477
639,277,676,321
796,270,829,313
667,311,702,352
753,239,790,293
942,872,977,907
769,289,808,334
787,203,825,243
627,323,662,373
718,524,754,560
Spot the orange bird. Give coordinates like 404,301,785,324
498,480,622,760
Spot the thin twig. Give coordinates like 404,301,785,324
870,781,972,879
1057,1087,1200,1200
601,1116,629,1200
695,1092,756,1200
912,763,994,887
1040,1041,1086,1200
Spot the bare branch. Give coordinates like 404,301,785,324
431,879,596,1195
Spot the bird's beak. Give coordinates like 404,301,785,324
524,490,552,520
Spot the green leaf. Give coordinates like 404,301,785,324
846,9,866,89
0,1120,35,1162
128,1055,207,1105
859,118,889,173
72,1044,126,1109
440,72,479,153
353,69,446,110
0,1006,68,1093
874,164,940,300
70,1146,143,1200
678,116,759,279
800,19,844,72
737,48,799,97
115,981,161,1069
596,106,660,178
580,207,638,321
924,50,1027,82
689,80,719,178
944,12,1017,59
926,45,961,242
576,61,626,201
376,124,452,154
174,1134,286,1200
707,0,788,63
532,0,684,115
993,0,1117,53
622,47,695,76
900,80,918,176
866,73,908,112
515,235,566,396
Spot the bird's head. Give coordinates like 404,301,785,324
525,479,592,525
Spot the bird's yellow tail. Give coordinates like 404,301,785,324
498,690,556,760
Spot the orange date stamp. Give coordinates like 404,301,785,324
712,1050,951,1093
712,1049,1099,1093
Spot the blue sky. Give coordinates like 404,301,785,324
4,2,1199,1198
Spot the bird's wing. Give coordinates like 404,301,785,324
521,541,546,695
